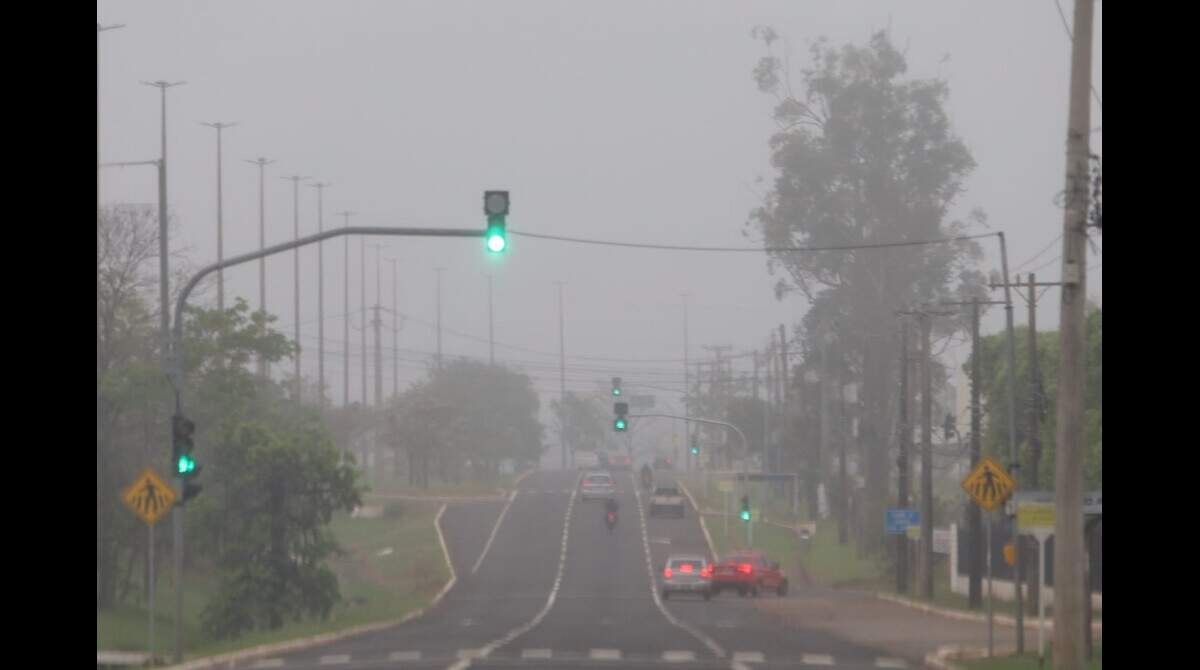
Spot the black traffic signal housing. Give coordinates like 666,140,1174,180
614,401,628,432
690,434,700,456
740,495,751,522
483,190,509,254
611,377,622,396
943,413,956,441
172,414,203,504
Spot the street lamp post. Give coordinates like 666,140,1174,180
338,211,356,407
310,181,333,407
200,121,237,312
387,258,400,397
280,174,309,399
245,157,275,378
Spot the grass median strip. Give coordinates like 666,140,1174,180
957,646,1101,670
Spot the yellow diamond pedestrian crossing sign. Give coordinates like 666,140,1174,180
961,457,1015,511
122,468,177,525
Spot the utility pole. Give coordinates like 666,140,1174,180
366,243,387,404
919,311,934,601
486,274,495,365
245,157,274,378
435,268,444,370
338,212,356,407
387,258,399,397
200,121,237,312
1054,0,1095,659
310,181,333,407
970,299,984,609
360,237,367,405
140,77,187,664
777,324,789,472
556,281,566,469
836,359,849,545
896,318,910,594
682,294,690,471
280,174,308,400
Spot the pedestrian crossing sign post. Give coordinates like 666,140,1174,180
961,456,1015,511
122,467,177,525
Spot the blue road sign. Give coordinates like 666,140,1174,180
886,509,920,535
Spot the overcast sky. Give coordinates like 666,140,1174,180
98,0,1102,409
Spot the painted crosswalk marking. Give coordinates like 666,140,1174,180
732,651,765,663
802,653,834,665
662,650,695,662
589,648,622,660
521,649,552,659
388,651,421,661
875,658,908,668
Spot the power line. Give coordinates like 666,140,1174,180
509,229,994,253
1013,232,1063,272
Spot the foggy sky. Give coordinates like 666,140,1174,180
98,0,1102,408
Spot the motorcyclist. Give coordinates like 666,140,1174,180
604,497,619,532
640,464,653,490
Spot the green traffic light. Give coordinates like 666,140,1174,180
177,454,196,475
486,231,506,253
690,446,699,456
612,388,621,396
615,418,627,431
486,214,507,254
740,509,751,521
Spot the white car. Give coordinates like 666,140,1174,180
575,451,600,470
579,472,616,501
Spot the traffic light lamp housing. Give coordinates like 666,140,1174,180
172,414,196,476
484,190,509,254
611,376,622,396
740,495,751,522
614,401,628,432
690,434,699,456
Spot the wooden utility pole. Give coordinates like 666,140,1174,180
1053,4,1095,666
969,299,983,608
896,318,910,594
919,312,934,601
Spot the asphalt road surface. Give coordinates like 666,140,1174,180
239,469,912,669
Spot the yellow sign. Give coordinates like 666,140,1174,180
961,457,1015,511
122,468,177,525
1018,503,1056,531
1003,543,1016,566
906,525,920,540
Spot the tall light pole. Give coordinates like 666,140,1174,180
435,268,444,370
387,257,400,396
682,293,690,471
280,174,308,400
338,211,357,407
485,274,495,365
200,121,237,312
556,281,566,469
140,75,186,666
367,243,387,405
310,181,333,407
360,236,368,405
245,157,274,378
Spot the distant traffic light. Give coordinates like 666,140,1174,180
483,190,509,254
614,401,628,432
740,495,751,522
611,377,622,396
690,434,699,456
172,414,203,504
943,414,956,441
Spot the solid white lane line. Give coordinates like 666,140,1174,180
634,483,726,659
455,649,483,659
520,649,552,659
431,504,457,608
318,654,349,664
589,649,622,660
732,651,765,663
250,660,284,669
444,487,578,670
388,651,421,661
472,490,517,574
802,653,835,665
675,481,717,561
663,650,696,662
875,658,908,668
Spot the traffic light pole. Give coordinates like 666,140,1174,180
165,224,484,660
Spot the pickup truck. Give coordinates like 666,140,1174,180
648,485,686,518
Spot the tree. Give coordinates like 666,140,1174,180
747,28,987,550
550,393,610,455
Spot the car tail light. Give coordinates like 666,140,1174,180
664,568,673,579
738,563,752,575
701,565,713,578
680,563,693,573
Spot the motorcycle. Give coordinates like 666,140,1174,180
605,503,618,533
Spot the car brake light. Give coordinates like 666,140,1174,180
680,563,693,573
664,568,673,579
701,566,712,578
738,563,752,574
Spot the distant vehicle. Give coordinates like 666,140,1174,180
649,485,686,518
653,456,673,470
710,550,788,598
600,451,632,470
579,472,616,501
575,451,600,470
660,554,712,600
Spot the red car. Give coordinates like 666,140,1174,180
709,550,789,597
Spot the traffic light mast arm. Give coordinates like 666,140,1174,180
626,413,750,458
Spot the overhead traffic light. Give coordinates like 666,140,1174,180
690,434,699,456
611,377,622,396
740,495,751,522
614,401,628,432
172,414,203,504
483,190,509,254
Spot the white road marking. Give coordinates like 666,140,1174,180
634,483,726,659
388,651,421,661
445,487,578,670
802,653,835,665
431,504,457,609
455,649,483,659
250,660,284,669
472,489,518,575
376,547,394,557
318,655,349,665
589,649,622,660
875,658,908,668
732,651,765,663
675,481,717,560
520,649,552,659
663,650,696,662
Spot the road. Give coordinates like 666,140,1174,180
238,469,912,669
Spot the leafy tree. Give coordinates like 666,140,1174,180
747,29,987,549
550,392,610,455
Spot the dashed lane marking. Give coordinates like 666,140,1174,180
732,651,765,663
802,653,835,666
455,649,484,659
250,660,284,668
589,649,622,660
388,651,421,661
663,650,696,662
318,654,349,665
520,649,553,659
875,658,909,668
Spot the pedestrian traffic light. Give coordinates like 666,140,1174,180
483,190,508,254
614,401,628,432
611,377,622,396
740,495,751,522
172,414,203,504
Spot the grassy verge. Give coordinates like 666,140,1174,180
97,501,449,662
958,646,1101,669
798,520,887,588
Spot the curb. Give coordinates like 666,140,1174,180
875,592,1103,637
923,644,979,670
